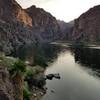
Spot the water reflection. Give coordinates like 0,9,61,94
12,43,61,67
42,45,100,100
72,47,100,77
11,43,100,100
73,47,100,68
14,44,100,78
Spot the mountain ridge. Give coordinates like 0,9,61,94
72,5,100,43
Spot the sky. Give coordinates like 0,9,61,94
16,0,100,22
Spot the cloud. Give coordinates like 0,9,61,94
16,0,100,22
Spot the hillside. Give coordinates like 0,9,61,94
72,5,100,43
0,0,61,55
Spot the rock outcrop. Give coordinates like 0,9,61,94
72,5,100,43
26,5,61,42
0,64,14,100
0,0,32,26
0,19,37,55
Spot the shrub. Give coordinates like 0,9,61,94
25,66,44,80
0,52,5,60
9,59,26,77
23,81,30,100
25,67,34,80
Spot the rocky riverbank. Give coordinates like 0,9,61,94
0,53,47,100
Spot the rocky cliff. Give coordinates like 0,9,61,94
57,20,74,40
0,0,37,55
72,5,100,43
0,0,61,55
26,5,61,42
0,0,32,26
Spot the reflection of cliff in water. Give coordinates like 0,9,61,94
12,43,61,67
73,47,100,70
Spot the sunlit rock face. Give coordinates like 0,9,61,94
26,5,61,41
0,0,32,26
72,5,100,43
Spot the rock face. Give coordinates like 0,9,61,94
0,0,61,55
0,0,37,55
0,0,32,26
0,0,60,54
26,5,61,42
0,20,37,55
0,64,14,100
57,20,74,40
72,5,100,43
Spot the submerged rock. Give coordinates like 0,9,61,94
51,90,55,93
46,74,54,80
54,73,61,79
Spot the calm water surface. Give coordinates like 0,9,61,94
42,46,100,100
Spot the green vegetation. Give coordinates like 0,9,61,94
9,59,26,77
23,81,31,100
0,53,16,69
24,67,35,84
0,53,45,100
25,66,44,82
0,52,5,60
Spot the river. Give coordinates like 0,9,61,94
41,44,100,100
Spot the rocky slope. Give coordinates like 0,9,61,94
0,64,15,100
0,54,47,100
0,0,37,55
57,20,74,40
26,5,61,42
0,0,32,26
72,5,100,43
0,0,61,55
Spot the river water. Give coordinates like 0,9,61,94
42,45,100,100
